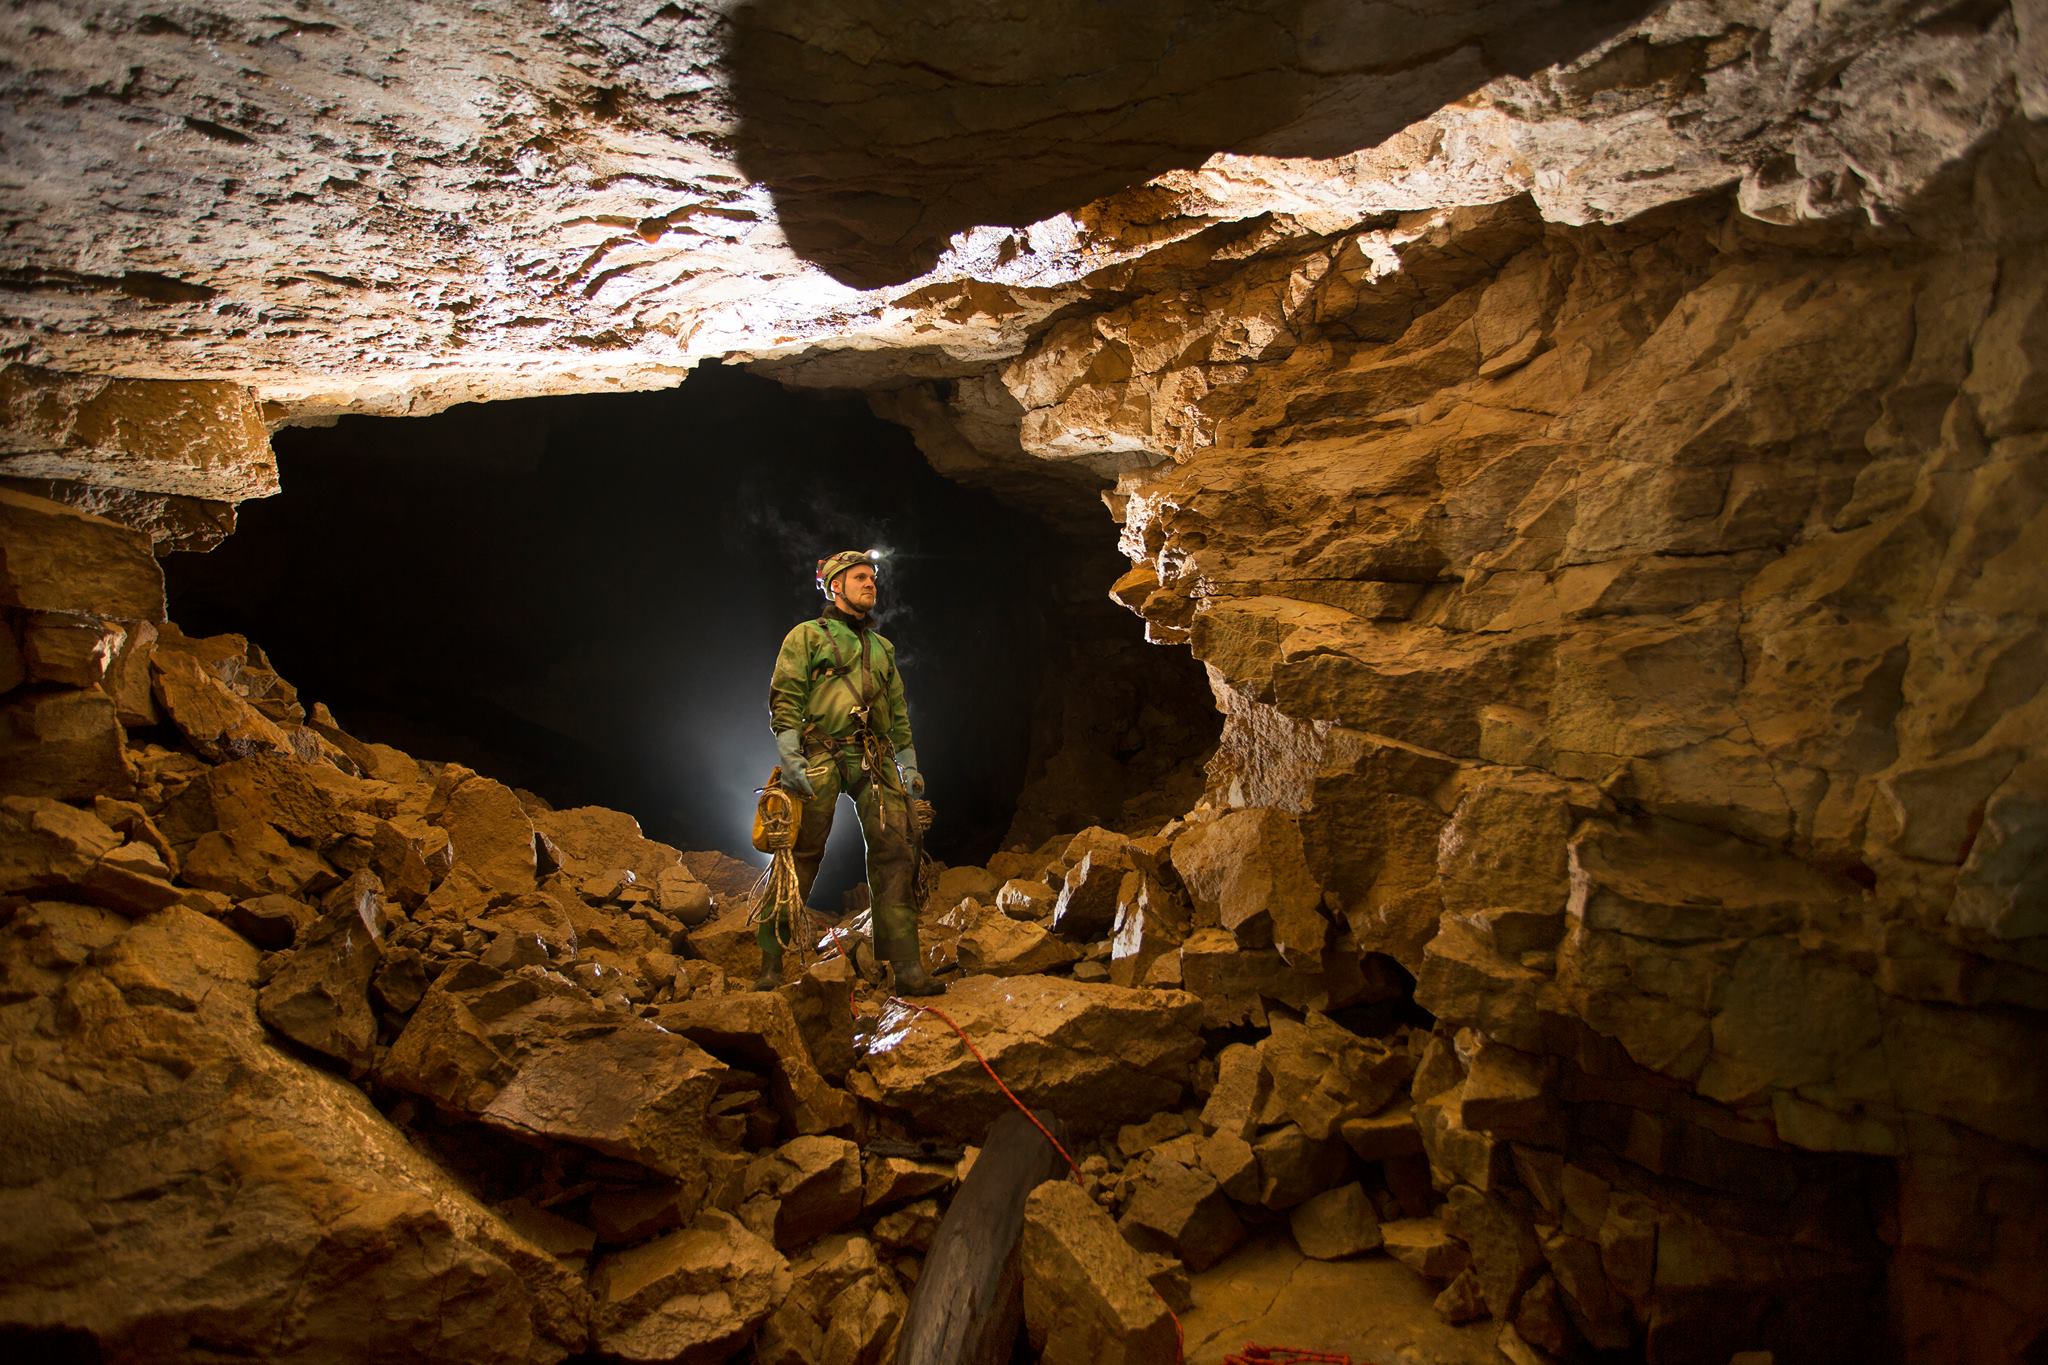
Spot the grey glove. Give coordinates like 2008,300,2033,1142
896,746,925,797
775,730,814,798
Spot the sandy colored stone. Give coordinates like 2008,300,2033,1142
429,770,538,895
0,487,164,621
0,688,136,801
1022,1178,1179,1365
742,1135,864,1250
1170,807,1327,968
590,1211,788,1364
654,990,857,1136
851,974,1203,1141
0,904,587,1361
955,902,1082,976
1118,1155,1246,1272
1288,1182,1383,1260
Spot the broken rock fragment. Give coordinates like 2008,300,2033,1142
1022,1178,1180,1365
1170,806,1328,967
256,870,388,1074
1117,1153,1246,1272
1288,1182,1383,1260
590,1210,789,1364
742,1134,865,1249
755,1233,908,1365
0,688,136,800
953,900,1081,976
654,988,857,1135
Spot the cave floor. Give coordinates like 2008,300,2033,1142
1181,1230,1503,1365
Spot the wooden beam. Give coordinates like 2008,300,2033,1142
893,1109,1067,1365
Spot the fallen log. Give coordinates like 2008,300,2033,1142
893,1108,1068,1365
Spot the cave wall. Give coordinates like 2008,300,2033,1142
865,134,2048,1358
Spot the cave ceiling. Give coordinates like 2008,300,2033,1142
3,0,2036,435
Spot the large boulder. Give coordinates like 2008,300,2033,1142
850,975,1204,1141
381,963,733,1178
1022,1178,1180,1365
0,903,587,1361
741,1135,865,1250
256,870,389,1074
427,769,537,895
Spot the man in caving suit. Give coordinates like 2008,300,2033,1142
760,548,940,995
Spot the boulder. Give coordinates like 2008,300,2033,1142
382,964,733,1179
1252,1123,1354,1210
932,863,1000,911
1022,1178,1180,1365
654,988,857,1135
1177,928,1390,1027
755,1233,907,1365
1288,1182,1383,1260
1384,1217,1472,1283
1435,1268,1491,1325
1170,807,1327,968
851,975,1204,1141
0,794,121,893
428,769,537,895
21,612,122,687
150,647,293,763
530,805,682,887
655,864,714,924
97,617,159,726
1260,1012,1414,1141
0,486,164,621
995,877,1058,920
182,821,329,901
1117,1155,1246,1272
0,688,135,800
864,1152,956,1211
742,1135,865,1250
1444,1184,1544,1320
1108,868,1188,987
78,840,184,917
256,871,388,1074
1051,848,1130,940
0,904,587,1361
589,1211,789,1364
955,903,1082,977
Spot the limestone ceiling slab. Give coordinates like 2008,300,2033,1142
0,0,2032,420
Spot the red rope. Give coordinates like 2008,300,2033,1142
1222,1349,1356,1364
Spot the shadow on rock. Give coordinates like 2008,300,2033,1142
724,0,1659,288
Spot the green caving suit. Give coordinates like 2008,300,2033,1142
764,606,918,961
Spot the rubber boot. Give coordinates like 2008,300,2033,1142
752,917,784,992
875,902,942,996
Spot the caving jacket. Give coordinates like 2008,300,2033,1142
768,606,914,755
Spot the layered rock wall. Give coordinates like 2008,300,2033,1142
868,133,2048,1358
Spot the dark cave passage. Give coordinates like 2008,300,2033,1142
165,364,1211,907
